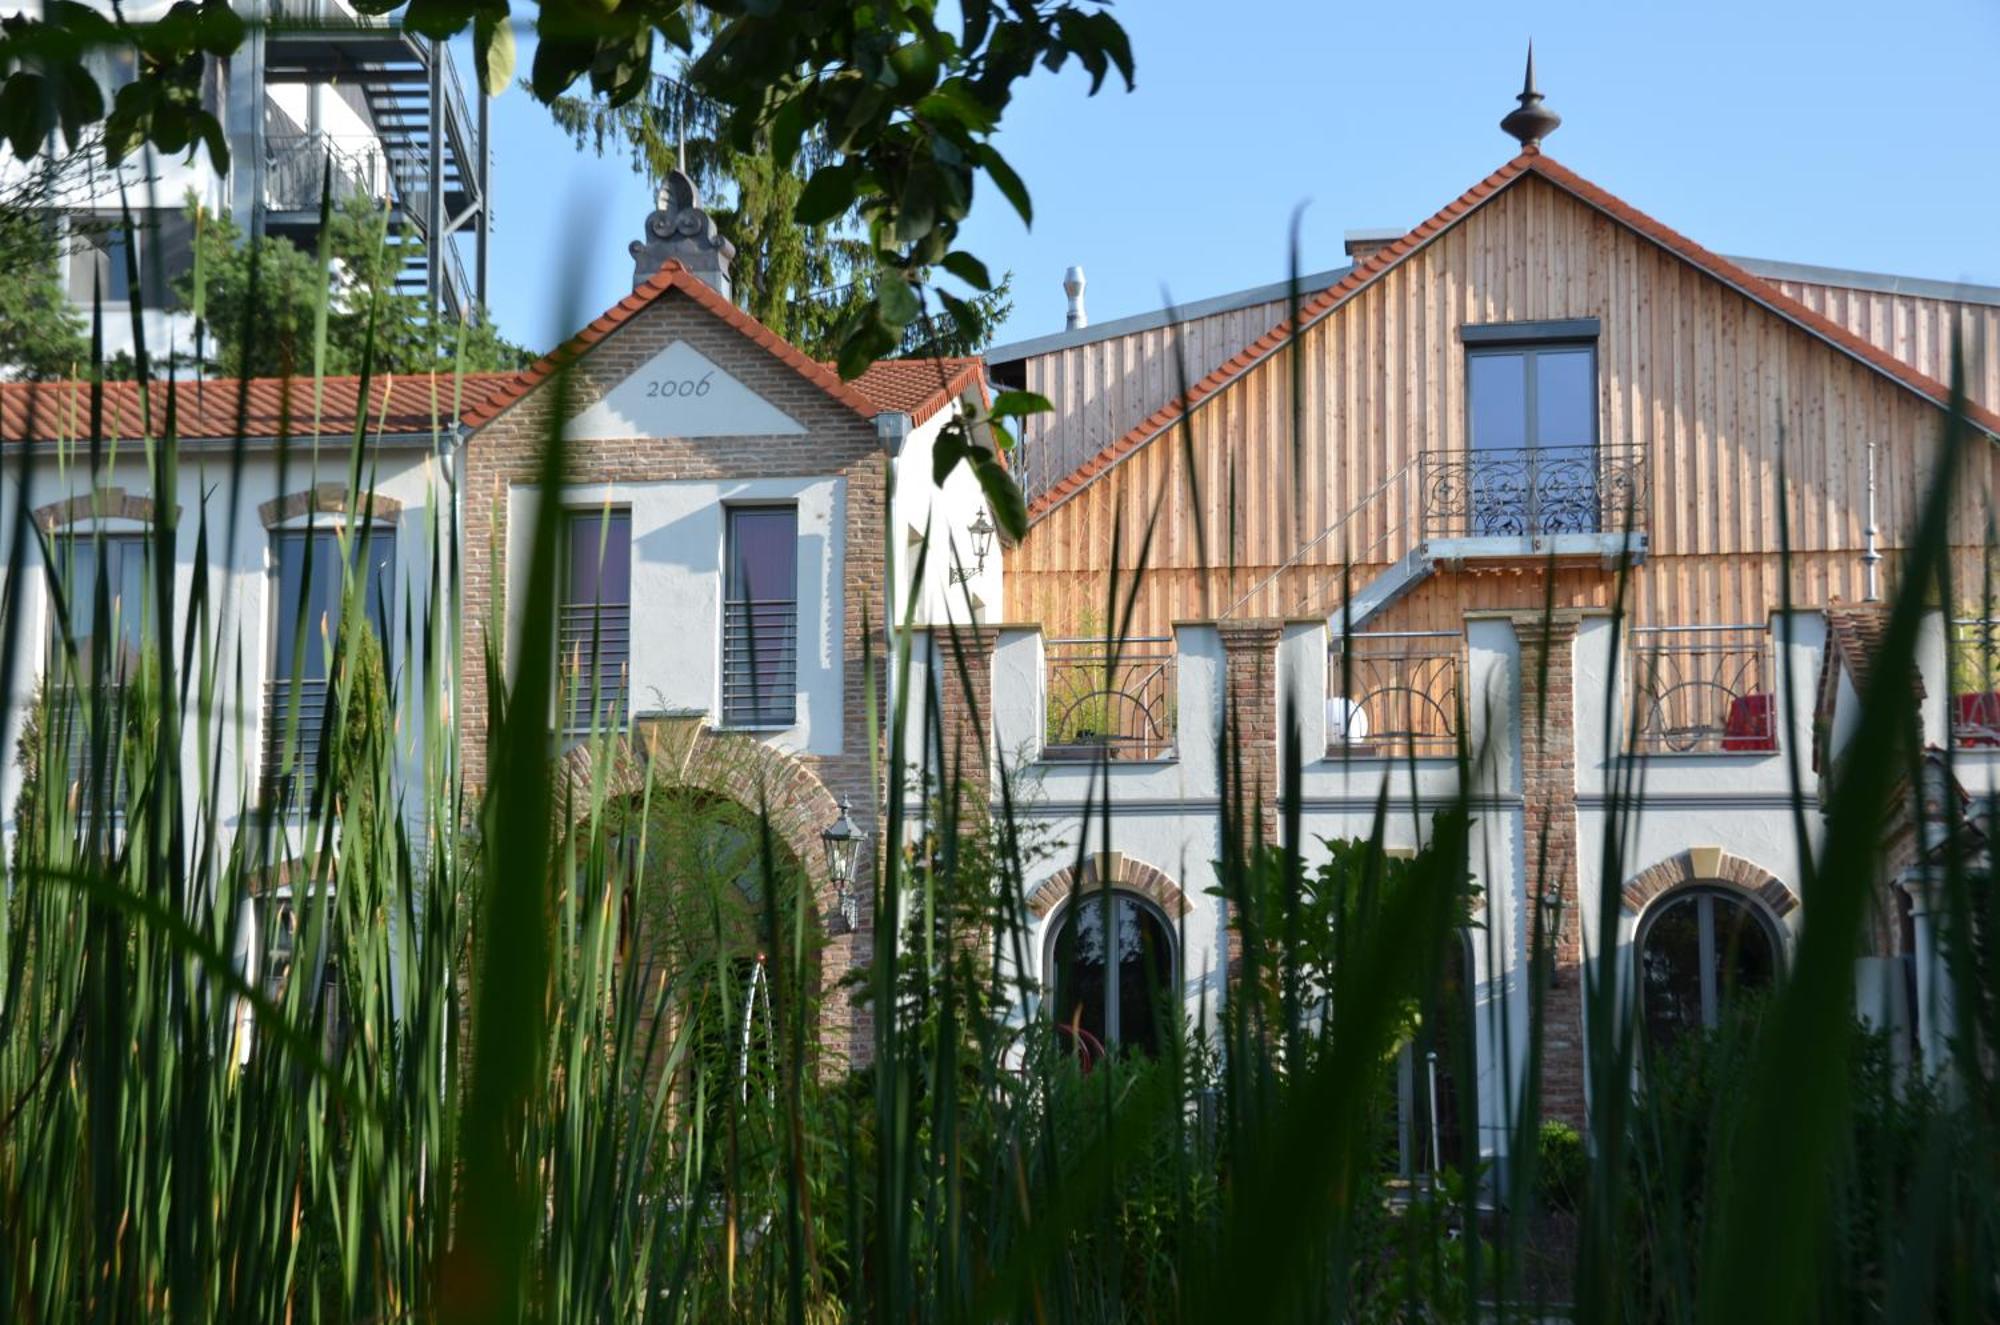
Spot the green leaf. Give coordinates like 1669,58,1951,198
931,423,970,487
939,251,992,292
530,34,595,101
795,160,859,227
986,389,1052,422
977,144,1032,227
876,275,920,327
971,450,1026,539
474,11,516,97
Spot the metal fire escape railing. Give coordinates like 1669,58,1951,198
259,2,488,318
1221,460,1419,621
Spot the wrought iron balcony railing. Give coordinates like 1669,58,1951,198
1628,625,1775,754
1043,637,1177,762
1949,618,2000,749
1419,443,1646,540
1326,631,1462,758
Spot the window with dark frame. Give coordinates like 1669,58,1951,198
1638,886,1779,1051
558,508,632,736
1462,330,1602,536
264,527,395,810
722,506,798,728
47,531,150,832
1047,890,1176,1061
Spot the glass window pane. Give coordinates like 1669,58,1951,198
1112,897,1172,1057
1640,894,1706,1050
727,508,798,602
1468,353,1528,452
55,535,149,680
1052,899,1108,1052
1711,894,1775,1013
566,510,631,607
1534,349,1595,449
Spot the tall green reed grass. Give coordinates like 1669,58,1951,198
0,180,1995,1324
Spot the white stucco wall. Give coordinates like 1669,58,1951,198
0,440,453,859
506,474,846,756
888,405,1002,626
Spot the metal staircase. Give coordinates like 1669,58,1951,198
1221,459,1434,632
257,0,488,318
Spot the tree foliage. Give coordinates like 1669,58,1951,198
175,193,529,378
545,72,1013,362
0,0,1131,531
0,205,87,379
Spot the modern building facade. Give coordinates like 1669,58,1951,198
0,0,488,363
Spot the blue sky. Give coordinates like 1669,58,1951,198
478,0,2000,354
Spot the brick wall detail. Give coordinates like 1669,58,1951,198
1026,851,1191,919
1514,613,1587,1129
459,285,887,1068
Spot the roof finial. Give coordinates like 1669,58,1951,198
1499,41,1561,151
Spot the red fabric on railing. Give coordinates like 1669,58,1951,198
1721,693,1777,752
1954,692,2000,748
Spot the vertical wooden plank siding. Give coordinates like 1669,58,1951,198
1009,175,1999,637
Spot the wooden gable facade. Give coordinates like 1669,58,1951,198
1007,153,2000,641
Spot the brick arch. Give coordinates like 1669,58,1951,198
259,482,404,528
1621,847,1798,921
555,715,846,906
33,485,172,531
1027,851,1192,921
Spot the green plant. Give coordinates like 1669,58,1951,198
1536,1119,1584,1213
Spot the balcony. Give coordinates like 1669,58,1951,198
1326,631,1463,759
1628,625,1776,755
1042,637,1177,762
1418,443,1647,551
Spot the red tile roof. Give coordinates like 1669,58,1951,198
1,373,509,444
0,273,975,444
1027,150,2000,523
841,356,987,423
460,260,882,430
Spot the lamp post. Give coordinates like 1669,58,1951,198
950,508,997,585
822,796,865,932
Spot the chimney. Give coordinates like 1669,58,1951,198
630,168,737,298
1063,265,1087,330
1343,228,1402,265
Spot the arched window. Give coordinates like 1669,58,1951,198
1046,890,1176,1059
1638,886,1779,1049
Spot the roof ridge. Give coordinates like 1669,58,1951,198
1024,153,1538,521
1025,149,2000,524
459,261,880,430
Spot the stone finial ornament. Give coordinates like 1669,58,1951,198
1500,43,1561,150
630,167,737,298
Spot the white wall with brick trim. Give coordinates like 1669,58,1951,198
504,474,847,756
889,405,1003,628
0,442,454,860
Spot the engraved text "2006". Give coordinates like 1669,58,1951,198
644,372,714,399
